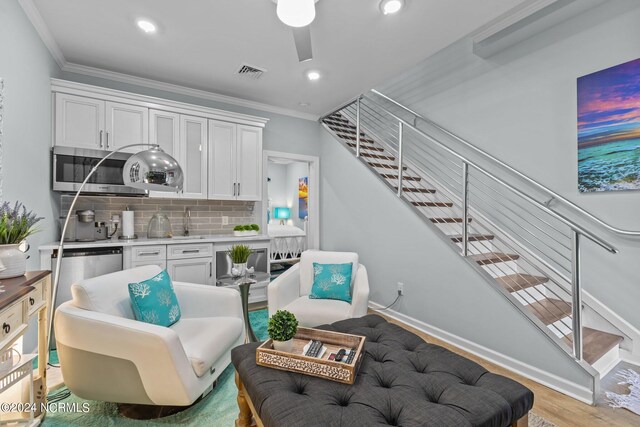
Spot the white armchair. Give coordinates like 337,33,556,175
54,265,244,406
268,250,369,327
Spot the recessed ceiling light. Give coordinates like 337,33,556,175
275,0,318,28
306,71,321,81
136,19,157,34
380,0,404,15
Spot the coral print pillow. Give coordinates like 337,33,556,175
128,270,181,327
309,263,353,303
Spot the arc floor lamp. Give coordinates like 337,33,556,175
47,143,184,355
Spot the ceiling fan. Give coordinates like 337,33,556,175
272,0,319,62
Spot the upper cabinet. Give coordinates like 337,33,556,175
51,79,267,201
54,93,148,152
54,93,105,150
208,120,263,201
179,115,208,200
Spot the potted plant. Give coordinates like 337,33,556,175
228,244,252,277
233,224,260,237
268,310,298,352
0,201,43,279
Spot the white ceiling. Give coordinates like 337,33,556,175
28,0,527,118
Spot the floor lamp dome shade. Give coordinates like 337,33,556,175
122,147,184,192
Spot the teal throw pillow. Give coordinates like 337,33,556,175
309,263,353,303
128,270,181,327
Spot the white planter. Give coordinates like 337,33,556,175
233,230,258,237
232,262,248,277
272,339,293,353
0,244,27,279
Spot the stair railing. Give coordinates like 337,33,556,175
324,92,636,362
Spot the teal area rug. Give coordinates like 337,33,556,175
42,309,269,427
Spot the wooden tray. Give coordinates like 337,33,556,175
256,327,366,384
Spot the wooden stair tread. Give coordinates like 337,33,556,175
526,298,572,325
368,162,407,170
450,234,494,243
471,252,519,265
394,187,435,193
380,173,421,181
347,146,388,155
412,201,453,207
495,274,549,292
429,217,472,224
563,328,624,365
337,133,375,144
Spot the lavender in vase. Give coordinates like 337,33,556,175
0,201,44,278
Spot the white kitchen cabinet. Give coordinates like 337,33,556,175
208,120,262,201
167,258,213,286
55,93,105,149
105,102,149,152
148,114,207,200
149,110,181,199
236,125,263,201
149,110,180,156
208,120,236,200
180,115,208,199
54,94,148,152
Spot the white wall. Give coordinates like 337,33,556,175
0,1,61,267
376,0,640,329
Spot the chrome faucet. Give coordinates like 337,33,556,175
183,207,192,236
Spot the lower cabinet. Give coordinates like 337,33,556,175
167,257,214,286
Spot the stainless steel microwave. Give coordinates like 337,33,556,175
52,146,146,196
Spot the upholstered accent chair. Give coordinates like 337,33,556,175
54,265,244,406
268,250,370,327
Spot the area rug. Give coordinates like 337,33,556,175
41,309,269,427
606,368,640,415
529,412,558,427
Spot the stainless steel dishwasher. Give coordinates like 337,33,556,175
50,246,123,348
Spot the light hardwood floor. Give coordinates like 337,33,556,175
373,311,639,427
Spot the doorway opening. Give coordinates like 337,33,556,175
262,151,319,279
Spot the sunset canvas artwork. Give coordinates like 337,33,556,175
578,57,640,192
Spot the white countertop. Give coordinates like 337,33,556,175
39,234,271,251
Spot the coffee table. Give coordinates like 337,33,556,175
232,315,533,427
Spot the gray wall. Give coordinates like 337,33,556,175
0,1,61,268
319,131,593,390
375,0,640,330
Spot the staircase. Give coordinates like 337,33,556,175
320,92,637,401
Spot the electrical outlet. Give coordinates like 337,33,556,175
397,282,404,296
222,216,229,225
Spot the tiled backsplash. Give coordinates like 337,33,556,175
60,196,258,238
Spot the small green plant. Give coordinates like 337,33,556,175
0,201,44,245
228,244,252,263
242,225,252,231
268,310,298,342
249,224,260,231
233,225,244,231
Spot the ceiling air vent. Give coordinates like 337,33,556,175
236,64,266,80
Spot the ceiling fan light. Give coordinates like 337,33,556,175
277,0,316,28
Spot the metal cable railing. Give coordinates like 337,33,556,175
320,92,630,363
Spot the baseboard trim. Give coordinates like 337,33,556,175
368,301,595,404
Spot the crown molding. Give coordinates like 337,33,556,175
18,0,319,122
61,63,319,121
18,0,66,68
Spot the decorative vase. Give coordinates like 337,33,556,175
232,262,247,277
0,244,27,279
272,339,293,353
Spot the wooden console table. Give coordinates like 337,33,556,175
0,271,51,422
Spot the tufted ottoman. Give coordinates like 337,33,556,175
232,315,533,427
